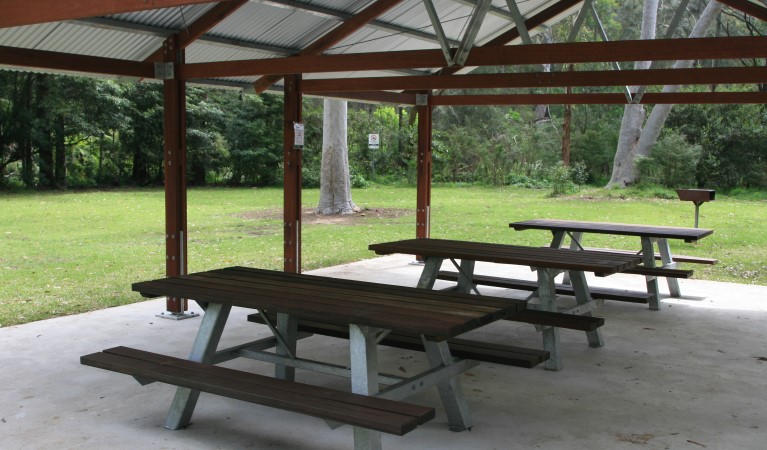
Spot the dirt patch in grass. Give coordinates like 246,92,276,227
237,207,413,226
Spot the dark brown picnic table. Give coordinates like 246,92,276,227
510,219,716,309
83,267,529,449
369,238,643,371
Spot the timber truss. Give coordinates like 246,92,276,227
1,0,766,106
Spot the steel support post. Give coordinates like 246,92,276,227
162,36,189,315
283,75,303,273
415,95,432,246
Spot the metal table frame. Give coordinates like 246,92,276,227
161,301,477,450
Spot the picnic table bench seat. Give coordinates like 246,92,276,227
621,266,694,278
436,271,652,304
248,314,551,369
81,346,434,436
581,247,718,265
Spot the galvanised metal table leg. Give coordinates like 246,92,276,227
538,268,562,371
657,238,681,297
568,270,604,348
642,237,661,310
350,324,382,450
275,312,298,381
422,338,473,431
416,257,444,289
455,259,476,294
164,302,232,430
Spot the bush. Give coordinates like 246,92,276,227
637,131,701,188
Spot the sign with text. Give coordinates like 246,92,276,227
293,123,304,148
368,133,379,149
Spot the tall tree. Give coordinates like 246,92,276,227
607,0,724,188
317,98,358,215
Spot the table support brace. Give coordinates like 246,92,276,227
423,337,472,431
165,302,232,430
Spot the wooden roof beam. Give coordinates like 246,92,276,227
0,45,155,78
718,0,767,22
302,66,767,93
252,0,406,93
318,91,417,105
144,0,249,62
178,36,767,79
430,91,767,106
0,0,231,28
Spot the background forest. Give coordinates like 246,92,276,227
1,0,766,193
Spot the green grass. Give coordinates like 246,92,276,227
1,185,765,327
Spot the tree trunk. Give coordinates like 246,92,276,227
606,0,659,188
561,64,574,166
317,98,358,215
635,1,724,159
607,0,722,188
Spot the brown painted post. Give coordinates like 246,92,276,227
162,36,188,313
283,75,303,273
416,93,432,244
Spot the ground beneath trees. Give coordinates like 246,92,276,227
238,207,412,226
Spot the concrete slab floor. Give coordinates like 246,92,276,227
1,255,766,449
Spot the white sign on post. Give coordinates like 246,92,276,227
368,133,380,149
293,123,304,148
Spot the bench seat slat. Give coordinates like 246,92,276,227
581,247,717,265
247,315,549,369
81,347,434,436
622,267,694,278
436,271,651,304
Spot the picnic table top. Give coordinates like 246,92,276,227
509,219,713,242
368,238,641,276
132,266,525,341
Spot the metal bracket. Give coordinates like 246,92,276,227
154,62,175,80
416,93,429,106
156,311,199,320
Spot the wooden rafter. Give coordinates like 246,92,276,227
718,0,767,22
144,0,248,62
301,66,767,93
0,45,155,78
252,0,406,93
319,91,418,105
178,36,767,79
430,91,767,106
0,0,228,28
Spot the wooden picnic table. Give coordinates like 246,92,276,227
369,238,642,371
83,266,529,449
510,219,716,309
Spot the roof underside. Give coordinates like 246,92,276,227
1,0,766,105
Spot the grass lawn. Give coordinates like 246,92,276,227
1,185,765,327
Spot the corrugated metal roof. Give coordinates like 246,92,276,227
0,0,583,92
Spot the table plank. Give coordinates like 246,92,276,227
133,268,524,340
510,219,713,242
369,238,641,276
